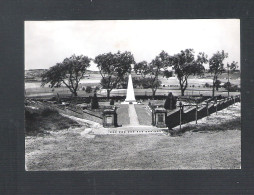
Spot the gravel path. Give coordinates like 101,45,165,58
128,104,140,126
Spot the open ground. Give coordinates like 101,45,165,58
25,102,240,170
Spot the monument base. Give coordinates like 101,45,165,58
121,101,138,104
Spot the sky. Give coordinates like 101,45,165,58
25,19,240,70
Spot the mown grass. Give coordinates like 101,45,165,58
134,104,152,125
26,130,240,170
116,104,130,126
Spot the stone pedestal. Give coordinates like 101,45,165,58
103,108,118,128
152,108,167,128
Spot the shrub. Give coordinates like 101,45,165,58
94,86,100,93
204,83,210,88
164,92,177,110
85,96,92,104
91,93,99,109
223,82,239,92
110,99,114,105
85,86,92,93
41,107,58,117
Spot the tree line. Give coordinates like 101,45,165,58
41,49,238,99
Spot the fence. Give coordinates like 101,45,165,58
165,95,241,129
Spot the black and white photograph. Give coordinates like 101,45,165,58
25,19,241,171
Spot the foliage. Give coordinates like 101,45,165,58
169,49,207,96
204,83,211,88
41,54,91,96
227,61,238,72
85,86,92,93
134,51,169,98
214,80,221,91
94,51,134,99
120,76,161,90
91,93,99,109
163,70,173,78
164,92,177,110
226,61,239,96
94,86,100,93
223,82,231,90
223,82,239,92
208,50,228,97
110,99,114,105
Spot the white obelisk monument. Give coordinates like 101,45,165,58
122,66,137,104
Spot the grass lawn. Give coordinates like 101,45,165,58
26,103,241,170
26,130,240,170
116,104,130,126
134,104,152,125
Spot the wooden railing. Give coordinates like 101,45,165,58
166,95,241,129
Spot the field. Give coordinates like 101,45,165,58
25,72,240,98
25,103,241,170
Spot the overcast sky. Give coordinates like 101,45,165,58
25,19,240,70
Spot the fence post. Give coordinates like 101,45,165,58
206,101,209,118
179,102,182,131
215,98,218,115
195,103,198,124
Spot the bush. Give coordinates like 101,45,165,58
94,86,100,93
110,99,114,105
41,107,58,117
164,92,177,110
85,96,91,104
85,86,92,93
223,82,240,92
204,83,210,88
91,93,99,109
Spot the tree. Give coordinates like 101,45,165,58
226,61,238,96
204,83,210,88
94,86,100,93
94,51,134,99
169,49,207,96
85,86,92,93
164,92,177,110
91,93,99,109
110,99,114,105
208,50,228,97
214,80,221,91
134,51,170,99
41,54,91,97
223,82,231,91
